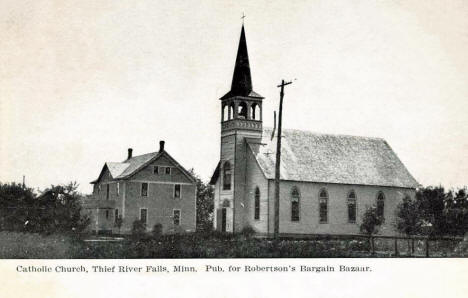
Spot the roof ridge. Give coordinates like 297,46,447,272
263,126,385,141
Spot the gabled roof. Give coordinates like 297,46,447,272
210,128,420,189
247,128,420,188
91,151,196,184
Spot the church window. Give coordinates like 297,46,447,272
174,184,181,199
377,192,385,218
116,183,119,196
254,187,260,220
347,190,357,223
173,209,181,226
319,189,328,223
238,102,248,119
141,183,148,197
291,187,300,221
223,161,232,190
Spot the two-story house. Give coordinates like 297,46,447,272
86,141,197,235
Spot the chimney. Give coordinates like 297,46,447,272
159,140,165,152
127,148,133,160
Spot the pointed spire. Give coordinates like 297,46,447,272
231,25,252,96
221,25,263,100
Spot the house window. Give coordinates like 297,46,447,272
165,167,171,175
140,208,147,225
141,183,148,197
105,210,110,220
173,209,181,226
319,189,328,223
377,191,385,218
254,187,260,220
347,190,357,223
174,184,181,199
106,184,110,200
114,209,119,223
291,187,300,221
223,161,231,190
153,166,159,174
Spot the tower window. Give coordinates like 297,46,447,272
347,190,357,223
229,103,235,120
377,191,385,219
251,103,260,120
254,187,260,220
223,161,232,190
106,184,109,200
238,102,247,119
291,187,300,221
319,189,328,223
223,104,229,121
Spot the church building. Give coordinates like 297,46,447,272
209,25,419,236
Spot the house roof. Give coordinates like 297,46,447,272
210,127,419,189
91,151,196,184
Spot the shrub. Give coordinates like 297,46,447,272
131,219,147,238
240,225,256,238
152,223,163,238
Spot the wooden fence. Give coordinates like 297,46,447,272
261,233,465,257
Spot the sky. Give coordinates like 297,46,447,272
1,0,467,194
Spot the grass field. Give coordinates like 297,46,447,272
0,231,465,258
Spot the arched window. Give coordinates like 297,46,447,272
319,189,328,223
223,161,231,190
229,103,235,120
251,103,259,120
223,104,229,121
377,191,385,218
291,187,300,221
254,187,260,220
347,190,357,223
238,102,247,119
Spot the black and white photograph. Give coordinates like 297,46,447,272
0,1,467,297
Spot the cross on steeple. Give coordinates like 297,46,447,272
241,12,246,24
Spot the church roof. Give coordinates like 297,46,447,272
244,128,420,188
220,25,263,100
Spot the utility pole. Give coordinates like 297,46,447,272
274,79,293,238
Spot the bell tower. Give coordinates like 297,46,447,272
217,25,264,232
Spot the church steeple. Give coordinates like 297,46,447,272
221,25,262,100
231,25,252,96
